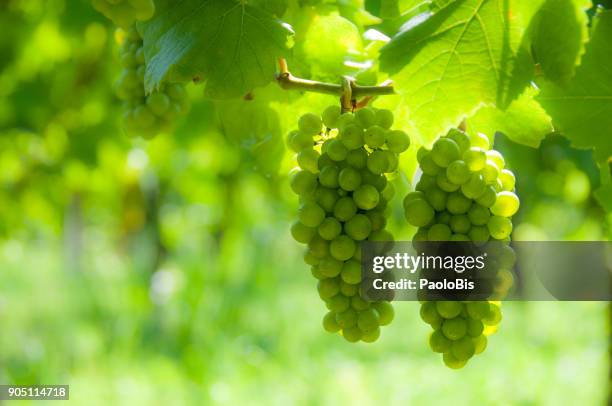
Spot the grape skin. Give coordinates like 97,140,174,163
289,106,410,343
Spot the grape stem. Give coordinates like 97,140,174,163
275,58,394,112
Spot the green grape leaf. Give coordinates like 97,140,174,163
299,13,364,79
537,10,612,163
466,86,553,148
139,0,294,99
527,0,590,86
379,0,539,145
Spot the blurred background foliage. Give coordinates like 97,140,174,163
0,0,610,405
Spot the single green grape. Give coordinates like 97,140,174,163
466,301,491,319
490,191,520,217
318,166,340,189
446,192,472,214
461,173,487,199
339,124,365,150
439,212,453,225
428,224,452,241
353,184,380,210
487,216,513,239
373,301,394,325
470,132,490,150
323,311,341,333
291,221,316,243
436,301,463,318
318,278,341,299
327,294,351,312
425,187,448,211
340,260,361,284
318,217,343,240
344,214,372,241
499,169,516,191
322,105,341,128
446,160,471,185
420,302,442,327
463,147,487,172
375,109,394,129
436,172,461,192
297,149,320,173
403,191,426,210
467,204,491,226
336,308,358,328
431,138,460,167
351,295,370,311
481,160,500,184
476,186,497,208
441,318,467,340
357,308,380,332
342,326,362,342
340,280,359,296
327,138,349,161
367,150,389,175
446,128,470,152
361,327,381,343
346,148,368,169
315,187,338,213
420,153,442,176
429,330,452,353
290,170,317,196
449,215,471,234
468,225,490,242
466,318,484,337
146,92,170,115
298,113,323,135
338,167,362,191
355,107,377,128
298,201,325,227
330,235,356,261
318,257,343,278
386,130,411,153
364,125,386,148
486,150,505,169
451,336,476,360
443,351,468,369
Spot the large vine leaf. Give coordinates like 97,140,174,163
379,0,541,145
139,0,294,99
537,10,612,163
527,0,590,86
466,86,553,148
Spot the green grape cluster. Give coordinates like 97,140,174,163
405,128,519,368
289,106,411,343
115,27,189,139
92,0,155,28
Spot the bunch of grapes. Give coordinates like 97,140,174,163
404,128,519,368
115,27,189,139
289,105,411,343
92,0,155,28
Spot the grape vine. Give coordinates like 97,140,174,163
289,105,410,343
405,128,519,368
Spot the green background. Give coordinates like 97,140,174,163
0,0,610,405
